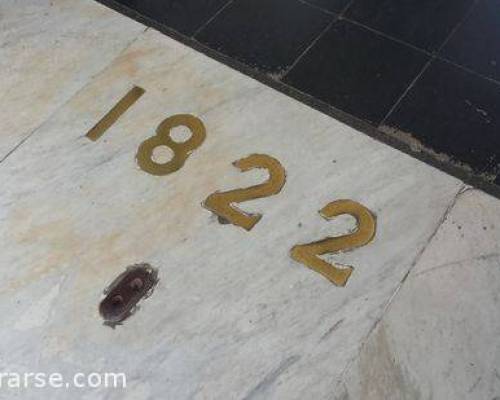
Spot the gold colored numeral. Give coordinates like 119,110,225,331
291,199,376,286
86,86,145,141
203,154,286,231
136,114,206,176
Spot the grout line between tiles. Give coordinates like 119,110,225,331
192,0,235,38
380,0,483,126
379,58,433,126
339,0,357,14
300,0,357,16
437,56,500,87
437,0,481,53
288,0,500,90
282,0,356,78
280,18,338,79
341,17,432,57
297,0,336,15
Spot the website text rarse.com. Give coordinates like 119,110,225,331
0,372,126,389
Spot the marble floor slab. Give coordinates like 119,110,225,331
0,0,144,161
0,23,468,399
3,2,500,399
338,188,500,400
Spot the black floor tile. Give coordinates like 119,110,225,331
283,20,429,124
303,0,351,13
345,0,474,51
115,0,231,36
441,0,500,83
194,0,333,75
383,59,500,175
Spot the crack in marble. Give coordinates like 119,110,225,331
335,182,469,391
414,252,500,279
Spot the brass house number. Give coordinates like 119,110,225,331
86,86,377,287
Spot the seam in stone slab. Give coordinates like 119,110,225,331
393,184,471,287
0,26,148,167
334,183,469,391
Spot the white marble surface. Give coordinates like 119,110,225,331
338,188,500,400
0,24,468,399
0,0,144,161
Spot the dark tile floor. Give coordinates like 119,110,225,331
382,59,500,177
115,0,230,36
195,0,333,74
441,0,500,82
345,0,474,51
283,19,429,124
303,0,351,13
96,0,500,197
